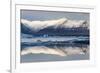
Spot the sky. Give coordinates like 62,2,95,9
21,10,89,21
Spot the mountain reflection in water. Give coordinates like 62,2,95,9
21,45,89,56
21,36,89,63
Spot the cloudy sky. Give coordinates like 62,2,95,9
21,10,89,21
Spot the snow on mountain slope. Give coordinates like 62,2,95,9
21,18,89,32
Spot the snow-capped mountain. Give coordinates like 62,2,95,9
21,18,89,36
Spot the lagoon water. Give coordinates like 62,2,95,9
21,36,89,63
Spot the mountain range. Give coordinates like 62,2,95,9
21,18,89,36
